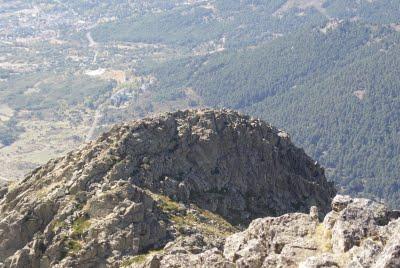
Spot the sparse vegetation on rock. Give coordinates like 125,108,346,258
0,109,335,267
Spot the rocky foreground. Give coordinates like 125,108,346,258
0,109,343,267
139,195,400,268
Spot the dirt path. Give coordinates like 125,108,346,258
92,51,98,64
85,30,102,142
86,32,98,48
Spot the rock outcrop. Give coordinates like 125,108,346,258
146,196,400,268
0,109,336,267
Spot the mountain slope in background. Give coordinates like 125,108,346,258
140,2,400,207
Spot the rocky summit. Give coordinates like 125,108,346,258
0,109,339,267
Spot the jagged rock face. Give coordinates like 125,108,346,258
113,108,334,222
0,109,335,267
148,196,400,268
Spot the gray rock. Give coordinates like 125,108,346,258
0,186,7,200
331,195,353,212
330,197,389,253
299,254,339,268
310,206,319,221
209,196,399,268
0,109,337,267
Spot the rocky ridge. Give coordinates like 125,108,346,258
0,109,337,267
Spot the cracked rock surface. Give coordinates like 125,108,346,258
0,109,337,267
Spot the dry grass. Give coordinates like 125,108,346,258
314,223,333,252
0,114,89,180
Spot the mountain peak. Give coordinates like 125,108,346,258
0,109,336,267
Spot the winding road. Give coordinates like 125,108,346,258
85,31,104,142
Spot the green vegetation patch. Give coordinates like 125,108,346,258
60,235,83,260
66,239,82,253
151,192,238,237
152,193,182,212
51,219,67,232
1,72,115,111
71,216,91,238
121,249,164,267
121,254,147,266
0,117,24,146
171,209,238,237
92,7,229,46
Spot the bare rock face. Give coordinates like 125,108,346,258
148,196,400,268
0,109,336,267
223,195,400,268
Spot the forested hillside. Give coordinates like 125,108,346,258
140,3,400,207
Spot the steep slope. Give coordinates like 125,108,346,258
0,109,335,267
